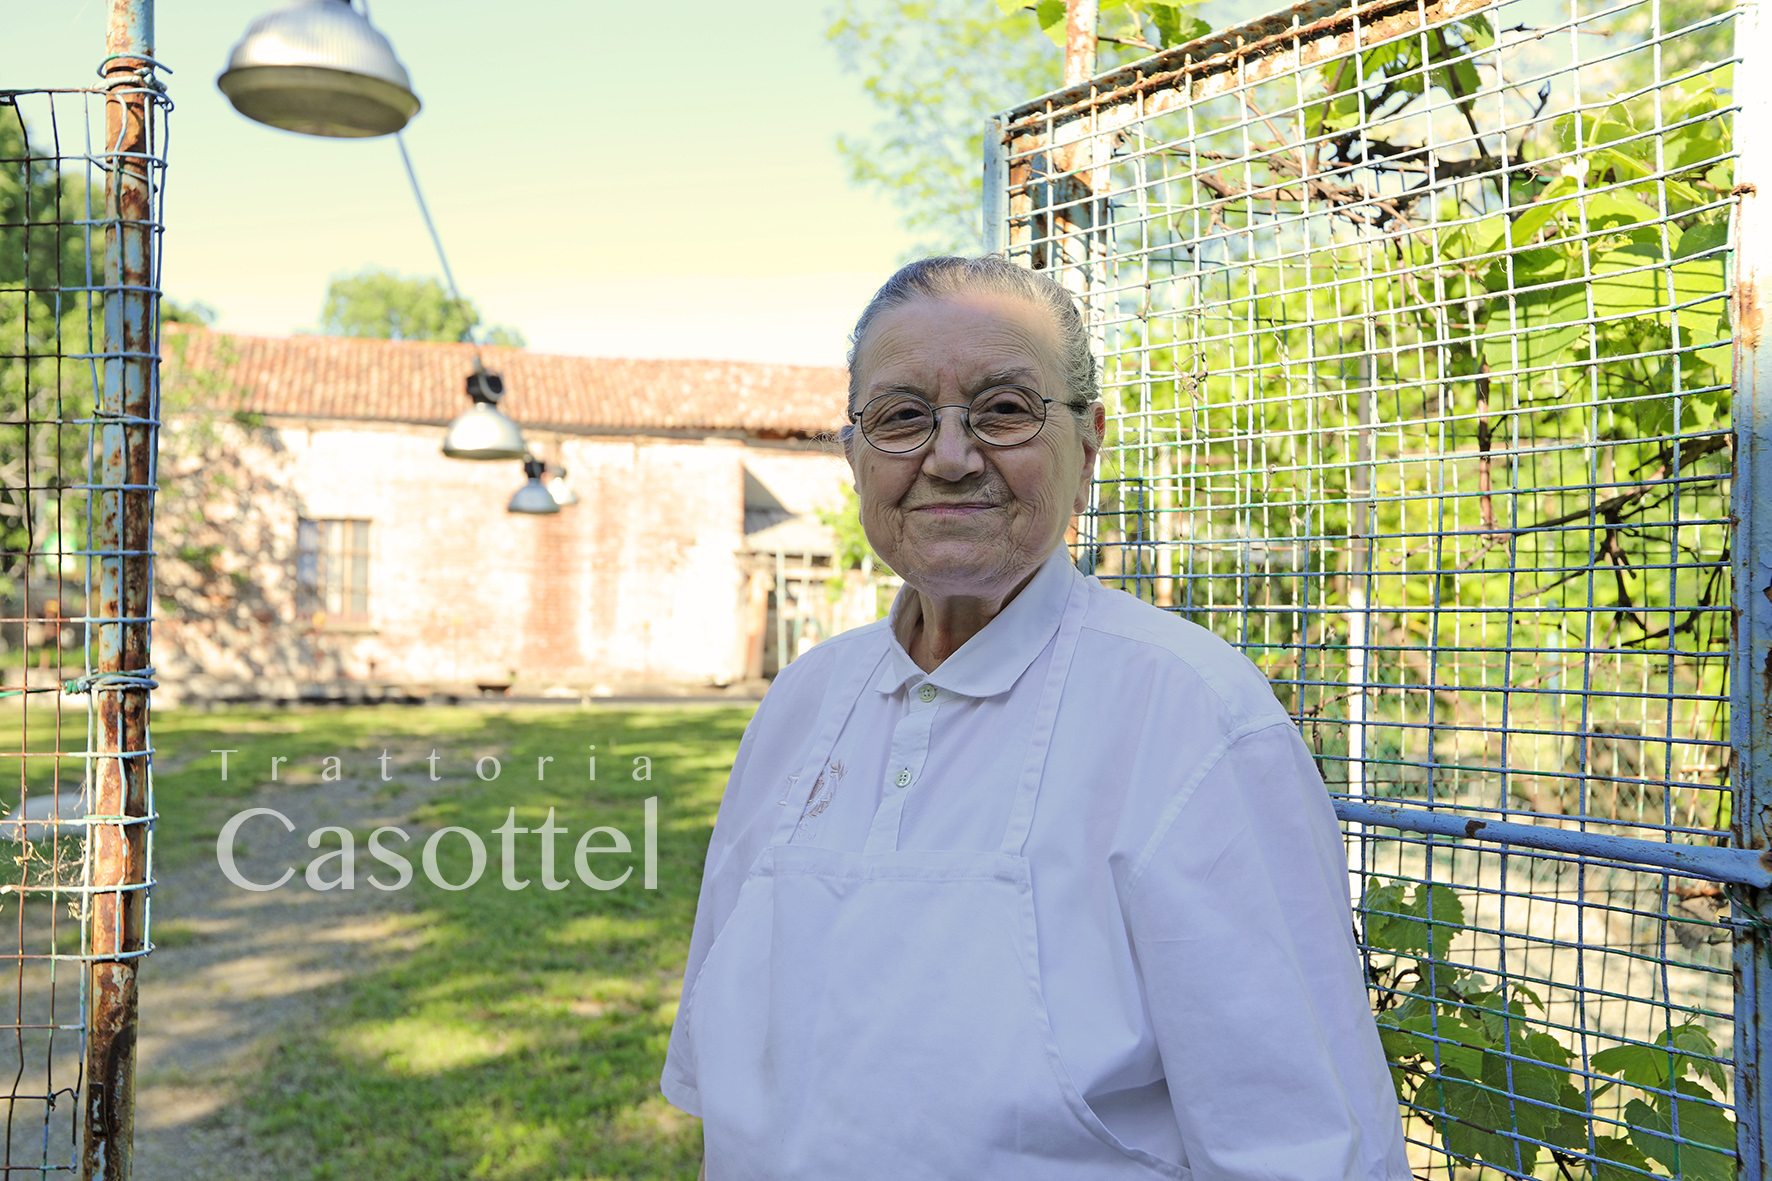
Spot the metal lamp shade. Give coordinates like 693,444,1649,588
442,404,526,460
509,466,561,516
218,0,420,138
547,470,580,507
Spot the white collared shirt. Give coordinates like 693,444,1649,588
665,547,1409,1179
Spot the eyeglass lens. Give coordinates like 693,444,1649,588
858,387,1047,452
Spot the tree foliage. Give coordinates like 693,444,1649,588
826,0,1209,255
1,111,225,608
160,297,217,327
1005,0,1208,53
819,483,890,576
0,104,98,597
1094,14,1736,675
320,268,526,347
828,0,1056,255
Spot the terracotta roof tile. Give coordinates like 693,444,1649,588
161,327,849,436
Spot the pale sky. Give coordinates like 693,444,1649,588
0,0,933,366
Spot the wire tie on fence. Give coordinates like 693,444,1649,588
96,54,171,93
1722,883,1772,936
0,669,155,700
59,668,157,696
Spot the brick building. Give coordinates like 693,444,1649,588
152,328,868,703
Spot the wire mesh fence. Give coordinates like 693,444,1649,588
0,63,164,1178
992,0,1756,1175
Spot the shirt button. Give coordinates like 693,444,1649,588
894,769,912,788
917,684,937,703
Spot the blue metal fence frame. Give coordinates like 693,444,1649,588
1730,2,1772,1173
989,0,1768,1173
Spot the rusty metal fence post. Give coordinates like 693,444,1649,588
2,1,164,1172
83,0,159,1176
1733,2,1772,1174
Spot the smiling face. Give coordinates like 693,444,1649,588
845,292,1103,603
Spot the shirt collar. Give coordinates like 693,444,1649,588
874,546,1080,699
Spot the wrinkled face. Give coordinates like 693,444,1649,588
845,292,1102,601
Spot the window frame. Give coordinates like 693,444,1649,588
296,517,372,627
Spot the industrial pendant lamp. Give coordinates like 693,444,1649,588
442,369,527,461
547,465,581,507
508,457,561,515
218,0,420,138
221,0,538,492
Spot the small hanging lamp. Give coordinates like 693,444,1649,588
442,370,526,461
218,0,421,138
547,464,581,507
509,457,561,515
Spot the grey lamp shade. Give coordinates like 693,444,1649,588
218,0,421,138
509,459,561,515
442,404,527,460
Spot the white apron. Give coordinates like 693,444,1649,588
683,579,1189,1180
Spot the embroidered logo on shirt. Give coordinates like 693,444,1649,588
790,761,846,840
804,761,845,818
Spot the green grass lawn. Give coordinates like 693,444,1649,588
147,703,751,1181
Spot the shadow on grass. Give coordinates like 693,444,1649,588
149,704,748,1181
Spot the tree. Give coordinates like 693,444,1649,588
320,268,526,347
0,105,99,598
826,0,1208,255
819,484,891,580
160,297,217,326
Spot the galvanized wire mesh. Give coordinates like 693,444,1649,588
0,83,163,1175
995,0,1744,1175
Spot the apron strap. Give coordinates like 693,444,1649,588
768,643,891,845
999,574,1090,856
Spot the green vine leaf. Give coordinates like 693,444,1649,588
1624,1079,1734,1181
1383,1008,1491,1079
1660,1025,1728,1094
1429,1067,1540,1171
1594,1023,1727,1094
1361,880,1410,951
1364,880,1465,960
1591,1134,1653,1181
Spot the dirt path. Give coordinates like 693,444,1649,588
131,770,449,1179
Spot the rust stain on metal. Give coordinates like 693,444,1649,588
1464,819,1486,838
84,7,157,1178
1739,274,1763,349
1063,0,1098,88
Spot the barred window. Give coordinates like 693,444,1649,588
296,518,371,624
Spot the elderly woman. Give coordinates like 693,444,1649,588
662,257,1408,1180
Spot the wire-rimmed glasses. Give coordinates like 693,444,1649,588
850,386,1058,454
